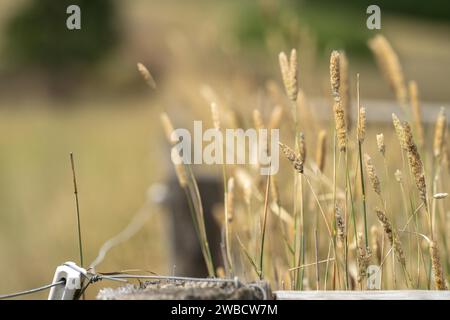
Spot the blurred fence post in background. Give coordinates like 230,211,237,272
163,174,223,277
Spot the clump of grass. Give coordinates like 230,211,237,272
155,36,449,292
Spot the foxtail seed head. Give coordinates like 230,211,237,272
279,49,298,101
137,62,156,89
430,240,448,290
279,142,303,174
368,35,407,107
298,132,306,163
330,51,341,101
392,113,406,150
433,107,447,159
357,107,366,143
403,121,428,208
333,101,347,152
364,153,381,196
335,205,345,242
356,232,371,283
375,207,406,268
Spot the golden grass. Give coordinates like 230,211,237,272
155,34,449,291
1,26,448,297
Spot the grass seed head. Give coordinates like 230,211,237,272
335,204,345,242
279,142,303,174
330,50,341,101
403,121,428,208
433,192,448,200
137,62,157,89
333,101,347,152
298,132,306,163
433,107,447,159
392,113,406,150
356,232,371,283
368,35,407,106
279,49,298,101
357,107,366,143
430,240,448,290
375,207,406,268
364,153,381,196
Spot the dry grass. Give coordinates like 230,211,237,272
160,34,449,291
1,1,449,297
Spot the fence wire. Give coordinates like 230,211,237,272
0,280,65,300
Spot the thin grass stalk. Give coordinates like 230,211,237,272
356,74,369,249
314,228,320,290
259,175,271,279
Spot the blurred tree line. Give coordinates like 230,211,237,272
3,0,119,95
335,0,450,21
235,0,450,58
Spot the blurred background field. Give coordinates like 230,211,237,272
0,0,449,298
